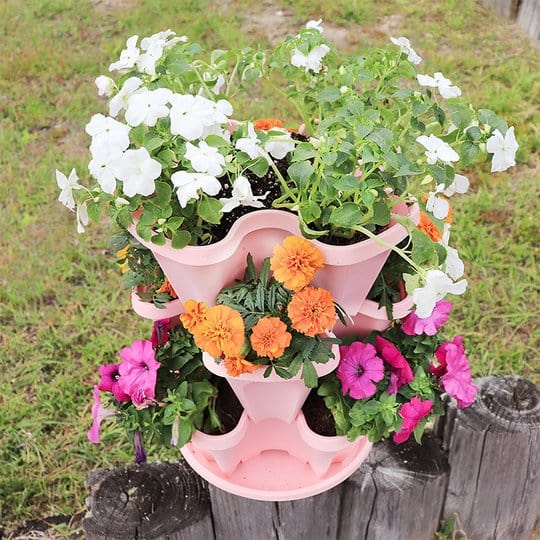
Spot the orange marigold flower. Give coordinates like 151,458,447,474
418,211,442,242
287,286,336,337
195,305,245,358
156,278,178,299
250,316,292,359
180,300,207,333
445,205,453,224
270,236,324,291
253,118,284,131
222,355,261,377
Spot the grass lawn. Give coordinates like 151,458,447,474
0,0,538,534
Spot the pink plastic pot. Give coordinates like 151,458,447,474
202,347,339,424
128,204,419,312
130,289,183,320
182,411,372,501
333,295,414,339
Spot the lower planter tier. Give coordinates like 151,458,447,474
181,411,371,501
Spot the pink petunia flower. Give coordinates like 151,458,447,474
402,299,452,336
337,342,384,399
375,336,414,394
432,336,477,408
118,339,161,406
393,396,433,444
151,317,172,348
98,363,131,402
87,385,116,444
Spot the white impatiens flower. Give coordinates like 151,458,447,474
416,134,459,165
136,41,163,77
220,176,268,213
425,183,449,220
185,141,225,176
95,76,115,97
113,147,162,197
306,19,323,32
440,224,465,280
170,171,221,208
412,269,467,318
211,74,226,95
125,88,172,127
85,114,131,151
264,128,295,159
140,29,187,51
390,36,422,65
236,123,270,162
109,35,140,72
442,174,470,197
88,141,123,194
291,44,330,73
486,126,518,173
417,72,461,99
76,201,89,234
109,77,143,117
56,168,81,211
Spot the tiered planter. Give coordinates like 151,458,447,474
130,288,183,320
127,204,418,500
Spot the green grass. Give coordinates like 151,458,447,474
0,0,538,532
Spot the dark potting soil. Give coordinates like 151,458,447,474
206,378,244,435
302,390,337,437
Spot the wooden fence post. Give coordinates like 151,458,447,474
338,433,449,540
440,375,540,540
83,461,214,540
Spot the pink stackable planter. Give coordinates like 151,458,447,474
128,203,419,315
130,288,184,321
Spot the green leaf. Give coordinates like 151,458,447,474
287,161,314,189
248,157,270,178
411,229,435,265
153,182,172,208
460,141,479,167
318,86,341,102
301,360,318,388
334,175,360,192
478,109,508,133
205,134,230,148
292,143,318,162
198,197,222,224
329,203,362,228
151,232,166,246
371,201,390,226
87,200,102,222
449,104,473,130
412,101,430,117
367,128,393,152
143,135,165,152
171,230,191,249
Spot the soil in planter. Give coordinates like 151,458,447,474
302,390,337,437
204,378,244,435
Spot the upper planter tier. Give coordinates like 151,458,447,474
129,203,419,314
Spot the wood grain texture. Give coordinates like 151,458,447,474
338,434,449,540
517,0,540,39
83,461,214,540
441,376,540,540
481,0,520,18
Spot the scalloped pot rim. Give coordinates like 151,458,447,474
128,204,420,267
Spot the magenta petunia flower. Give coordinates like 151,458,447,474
375,336,414,394
432,336,477,408
87,385,116,444
402,299,452,336
118,339,161,406
98,363,131,402
337,342,384,399
134,430,147,464
151,317,172,348
393,396,433,444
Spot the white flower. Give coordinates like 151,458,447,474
125,88,171,127
220,176,268,213
88,141,123,194
140,30,186,51
442,174,469,197
137,41,163,76
291,44,330,73
264,128,295,159
417,72,461,99
85,114,131,151
109,35,140,72
426,184,450,220
236,123,270,162
171,171,221,208
95,76,115,97
306,19,323,32
185,141,225,176
76,201,89,234
486,127,518,173
113,147,162,197
416,134,459,165
412,269,467,318
56,168,81,211
440,224,465,280
390,36,421,65
109,77,143,117
211,74,226,95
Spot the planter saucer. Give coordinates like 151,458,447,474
181,418,372,501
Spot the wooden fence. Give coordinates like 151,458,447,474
481,0,540,39
83,376,540,540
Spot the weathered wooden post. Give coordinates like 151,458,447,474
338,433,449,540
83,461,214,540
440,375,540,540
